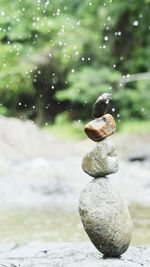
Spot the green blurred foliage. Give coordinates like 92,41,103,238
0,0,150,122
57,68,121,104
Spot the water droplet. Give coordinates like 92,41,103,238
104,36,109,41
133,21,139,26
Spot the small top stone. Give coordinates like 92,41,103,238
92,93,112,118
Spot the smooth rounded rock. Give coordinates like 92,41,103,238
92,93,111,118
79,178,133,257
82,138,119,177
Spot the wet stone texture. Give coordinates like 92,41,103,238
0,242,149,267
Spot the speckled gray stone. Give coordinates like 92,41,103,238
82,138,119,177
79,178,133,257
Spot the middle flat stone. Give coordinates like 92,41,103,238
82,137,119,177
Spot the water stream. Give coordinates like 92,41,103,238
0,205,149,245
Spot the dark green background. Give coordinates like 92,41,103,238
0,0,150,124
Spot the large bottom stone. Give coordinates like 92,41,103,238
79,178,132,257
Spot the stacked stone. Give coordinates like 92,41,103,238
79,93,132,258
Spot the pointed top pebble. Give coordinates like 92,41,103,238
92,93,112,118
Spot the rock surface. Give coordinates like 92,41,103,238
0,242,149,267
84,114,116,142
79,178,132,257
82,138,119,177
92,93,111,118
0,115,77,161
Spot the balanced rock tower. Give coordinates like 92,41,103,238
79,93,132,257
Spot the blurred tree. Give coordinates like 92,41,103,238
0,0,150,123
